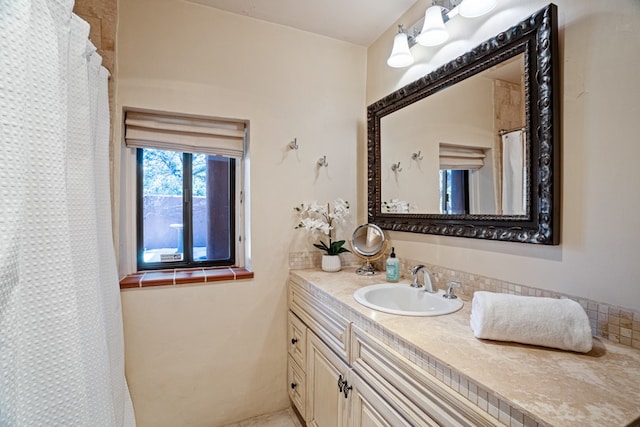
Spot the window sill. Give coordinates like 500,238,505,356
119,267,253,289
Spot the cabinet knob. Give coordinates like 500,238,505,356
291,338,298,345
290,382,297,390
337,374,345,392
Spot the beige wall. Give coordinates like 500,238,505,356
116,0,364,425
380,75,495,213
115,0,640,424
365,0,640,310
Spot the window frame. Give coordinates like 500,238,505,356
118,108,249,278
135,149,237,271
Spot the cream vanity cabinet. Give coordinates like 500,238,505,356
288,278,500,427
289,279,407,426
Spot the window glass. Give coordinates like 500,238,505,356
137,148,234,270
439,169,469,215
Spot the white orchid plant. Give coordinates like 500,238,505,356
382,198,413,213
294,199,351,256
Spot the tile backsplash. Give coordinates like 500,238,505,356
289,251,640,350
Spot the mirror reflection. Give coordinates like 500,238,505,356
380,54,526,215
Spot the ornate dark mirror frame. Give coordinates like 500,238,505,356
367,4,559,245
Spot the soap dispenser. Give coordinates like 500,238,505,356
386,247,400,283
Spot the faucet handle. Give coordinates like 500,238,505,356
409,265,424,288
443,281,461,299
409,264,425,275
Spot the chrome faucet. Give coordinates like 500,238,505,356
408,265,436,293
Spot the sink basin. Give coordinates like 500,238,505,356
353,283,463,316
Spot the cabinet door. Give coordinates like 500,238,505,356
348,372,414,427
306,331,349,427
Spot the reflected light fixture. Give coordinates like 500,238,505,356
386,0,497,68
387,25,414,68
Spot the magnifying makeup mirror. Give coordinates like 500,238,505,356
350,224,387,275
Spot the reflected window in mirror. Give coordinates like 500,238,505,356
440,170,469,215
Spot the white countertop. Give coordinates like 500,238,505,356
290,268,640,427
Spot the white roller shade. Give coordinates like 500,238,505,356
439,143,486,170
124,110,246,158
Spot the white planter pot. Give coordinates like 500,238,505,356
321,255,341,272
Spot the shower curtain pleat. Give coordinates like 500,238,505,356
0,1,136,426
501,130,526,215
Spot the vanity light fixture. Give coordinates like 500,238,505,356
387,25,414,68
416,4,449,47
391,162,403,172
288,138,299,150
386,0,497,67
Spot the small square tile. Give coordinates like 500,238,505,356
499,400,511,423
468,382,478,404
510,407,525,427
488,395,499,418
523,414,539,427
477,389,488,411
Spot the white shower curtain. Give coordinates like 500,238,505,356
0,1,136,426
501,130,526,215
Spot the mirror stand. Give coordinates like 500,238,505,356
350,240,389,276
350,223,388,275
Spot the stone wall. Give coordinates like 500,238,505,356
73,0,117,119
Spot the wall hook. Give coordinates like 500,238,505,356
411,150,423,160
317,155,328,167
288,138,299,150
391,162,402,172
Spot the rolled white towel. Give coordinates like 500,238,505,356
470,291,593,353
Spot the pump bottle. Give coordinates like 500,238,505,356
386,247,400,283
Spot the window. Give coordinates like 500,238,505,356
123,109,247,274
137,148,235,270
440,169,469,214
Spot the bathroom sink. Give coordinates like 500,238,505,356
353,283,463,316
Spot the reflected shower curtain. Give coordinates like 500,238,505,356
501,130,526,215
0,1,136,426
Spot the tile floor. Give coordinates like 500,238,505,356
222,408,303,427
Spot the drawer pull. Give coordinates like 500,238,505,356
291,338,298,345
290,382,297,390
343,384,352,399
337,375,352,398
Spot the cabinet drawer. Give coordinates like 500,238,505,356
289,280,351,361
350,325,501,427
288,311,307,368
349,372,416,427
288,355,306,419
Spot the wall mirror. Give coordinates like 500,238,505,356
368,4,559,244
